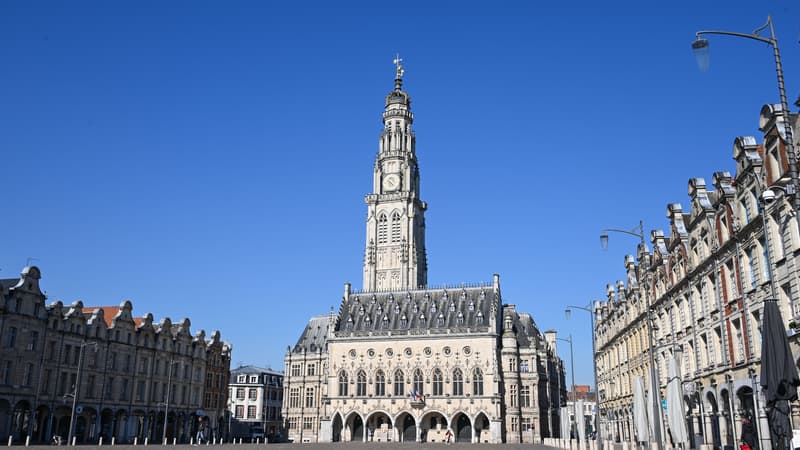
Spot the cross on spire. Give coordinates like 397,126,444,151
393,53,404,79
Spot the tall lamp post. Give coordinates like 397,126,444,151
600,221,664,450
565,303,600,446
557,335,577,440
67,341,97,445
162,360,179,445
692,16,800,214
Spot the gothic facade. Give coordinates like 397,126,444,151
282,63,565,444
595,104,800,450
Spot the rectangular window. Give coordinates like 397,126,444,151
520,385,530,408
508,358,516,372
7,327,17,348
249,388,257,400
137,380,146,401
761,237,771,281
289,388,300,408
29,331,38,351
235,405,244,418
250,376,257,383
236,388,245,399
303,417,314,430
522,418,532,432
307,364,316,376
520,360,529,372
306,387,315,407
291,364,301,376
23,363,34,386
2,361,12,384
509,385,517,407
42,369,52,395
510,417,518,432
247,406,256,419
746,248,757,289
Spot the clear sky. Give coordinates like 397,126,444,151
2,1,799,387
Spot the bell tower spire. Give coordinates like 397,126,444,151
363,56,427,292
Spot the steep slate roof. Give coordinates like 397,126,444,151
292,314,333,354
0,278,21,289
231,365,282,375
335,285,496,337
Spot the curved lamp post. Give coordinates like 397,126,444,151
600,221,664,450
565,303,600,446
692,16,800,214
557,335,577,441
67,341,97,445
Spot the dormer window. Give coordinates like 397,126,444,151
469,301,475,311
371,295,377,304
364,316,371,324
376,305,383,314
394,304,400,314
479,290,486,300
476,311,484,324
437,313,445,326
431,303,437,313
400,315,408,327
457,312,464,325
419,313,426,324
382,315,389,327
359,306,365,316
442,291,448,300
412,303,418,313
461,290,467,300
353,296,359,304
346,317,353,330
449,302,455,312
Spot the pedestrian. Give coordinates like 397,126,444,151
445,429,453,445
740,417,757,450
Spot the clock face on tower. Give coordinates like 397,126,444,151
383,174,400,192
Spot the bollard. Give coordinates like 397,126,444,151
7,436,11,447
144,437,149,446
72,436,76,446
134,437,138,446
99,436,104,446
213,437,217,445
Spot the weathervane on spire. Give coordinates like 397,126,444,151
393,53,404,79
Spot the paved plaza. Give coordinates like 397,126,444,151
12,444,561,450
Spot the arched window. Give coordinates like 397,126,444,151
357,370,367,396
413,369,424,395
476,311,484,325
473,368,484,395
378,213,388,244
375,370,385,396
391,211,402,243
433,369,443,396
394,370,405,396
339,371,349,396
452,368,463,396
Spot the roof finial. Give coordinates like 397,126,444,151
393,53,404,90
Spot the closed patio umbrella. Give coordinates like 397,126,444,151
760,299,800,450
666,356,689,447
576,400,586,441
633,376,650,443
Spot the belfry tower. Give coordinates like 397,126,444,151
363,56,428,291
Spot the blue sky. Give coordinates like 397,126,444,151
2,1,799,387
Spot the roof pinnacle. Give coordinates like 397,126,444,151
393,53,404,90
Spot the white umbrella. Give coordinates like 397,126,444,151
576,400,586,441
560,406,570,439
633,376,650,443
666,356,690,446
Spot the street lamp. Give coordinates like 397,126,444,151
556,335,577,441
162,360,180,445
565,303,600,445
692,16,800,214
67,341,97,445
599,221,664,450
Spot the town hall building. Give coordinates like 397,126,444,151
281,60,565,444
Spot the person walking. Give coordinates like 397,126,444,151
445,429,453,445
740,417,757,450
